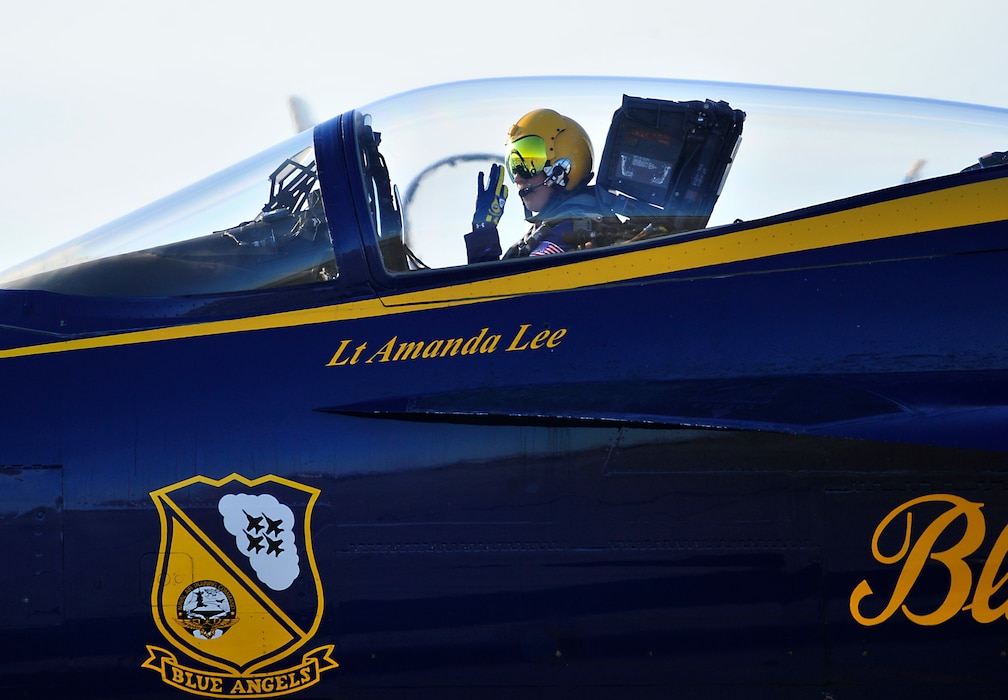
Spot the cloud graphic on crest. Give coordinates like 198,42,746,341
218,493,300,591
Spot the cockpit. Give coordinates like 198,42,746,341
1,77,1006,299
0,138,335,297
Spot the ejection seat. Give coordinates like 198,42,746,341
594,95,746,236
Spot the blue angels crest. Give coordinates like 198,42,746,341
143,473,336,697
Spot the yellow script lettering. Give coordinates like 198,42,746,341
393,340,425,361
507,325,566,352
507,324,532,351
328,325,567,367
327,340,368,366
367,337,397,363
850,494,985,626
461,328,491,355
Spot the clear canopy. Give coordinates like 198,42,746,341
2,77,1006,294
370,77,1008,268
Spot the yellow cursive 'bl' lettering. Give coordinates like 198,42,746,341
850,494,986,626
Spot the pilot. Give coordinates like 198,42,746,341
465,109,601,262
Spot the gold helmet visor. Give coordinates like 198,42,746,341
505,135,549,181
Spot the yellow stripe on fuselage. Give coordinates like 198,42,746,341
2,176,1006,360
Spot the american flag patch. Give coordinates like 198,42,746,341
531,241,565,256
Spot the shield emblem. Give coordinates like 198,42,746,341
143,473,336,697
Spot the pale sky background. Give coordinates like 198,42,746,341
1,0,1006,269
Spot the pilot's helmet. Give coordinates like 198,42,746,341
505,109,593,192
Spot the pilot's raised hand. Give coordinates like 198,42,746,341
472,163,508,229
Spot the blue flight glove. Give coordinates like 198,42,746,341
472,163,508,228
464,225,503,263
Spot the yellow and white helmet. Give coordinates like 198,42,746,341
504,109,593,192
